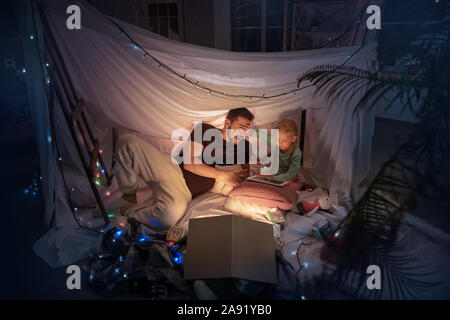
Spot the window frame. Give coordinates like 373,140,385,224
142,0,185,41
231,0,292,52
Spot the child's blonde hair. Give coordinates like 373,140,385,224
275,119,298,137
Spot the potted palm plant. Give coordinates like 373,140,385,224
295,2,450,299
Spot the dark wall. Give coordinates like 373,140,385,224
0,0,32,142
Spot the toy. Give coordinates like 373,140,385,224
311,219,333,241
265,208,287,226
298,195,333,216
286,181,314,192
166,225,187,242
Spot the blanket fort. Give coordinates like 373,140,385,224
23,0,378,267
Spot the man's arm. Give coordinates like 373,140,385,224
183,141,244,187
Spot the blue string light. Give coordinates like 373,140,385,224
114,229,124,239
130,42,139,51
173,252,184,265
137,234,151,242
24,177,40,197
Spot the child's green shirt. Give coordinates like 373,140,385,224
257,129,302,181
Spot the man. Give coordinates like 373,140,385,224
112,108,254,228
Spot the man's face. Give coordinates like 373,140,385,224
224,116,252,143
226,116,252,131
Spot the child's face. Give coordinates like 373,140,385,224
278,131,297,152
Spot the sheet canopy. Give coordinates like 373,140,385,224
22,0,378,267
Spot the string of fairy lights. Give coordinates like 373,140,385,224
277,237,313,300
29,2,110,235
102,4,371,103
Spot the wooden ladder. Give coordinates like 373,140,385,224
37,3,114,226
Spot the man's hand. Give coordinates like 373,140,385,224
235,167,249,182
217,170,243,187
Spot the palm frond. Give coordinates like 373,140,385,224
328,243,442,300
297,2,450,300
297,64,428,117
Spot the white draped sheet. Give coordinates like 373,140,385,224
23,0,378,267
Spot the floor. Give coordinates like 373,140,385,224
0,117,448,299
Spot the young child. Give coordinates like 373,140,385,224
258,119,302,182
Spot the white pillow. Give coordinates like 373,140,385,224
224,197,273,223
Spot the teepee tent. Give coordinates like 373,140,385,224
21,0,378,267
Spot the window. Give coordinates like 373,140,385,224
232,0,292,52
291,1,353,50
232,0,262,52
148,3,179,40
266,0,290,52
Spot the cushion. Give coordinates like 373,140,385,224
224,197,279,228
228,180,298,210
224,196,273,219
